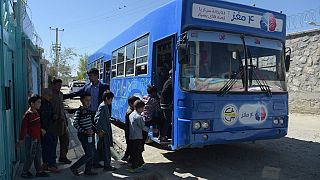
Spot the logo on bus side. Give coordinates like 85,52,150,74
221,104,238,125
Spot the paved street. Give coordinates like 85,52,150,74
14,88,320,179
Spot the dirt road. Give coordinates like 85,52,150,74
115,113,320,180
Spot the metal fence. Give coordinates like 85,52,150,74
22,2,42,47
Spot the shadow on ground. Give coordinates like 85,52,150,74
142,137,320,180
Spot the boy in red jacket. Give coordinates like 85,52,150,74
19,95,49,179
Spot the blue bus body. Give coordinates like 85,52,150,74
89,0,288,150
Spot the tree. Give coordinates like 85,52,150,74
48,47,78,84
77,53,88,80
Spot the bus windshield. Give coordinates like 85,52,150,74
180,31,287,93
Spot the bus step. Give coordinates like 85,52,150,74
150,136,161,144
160,140,172,145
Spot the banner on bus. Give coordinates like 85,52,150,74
192,3,283,33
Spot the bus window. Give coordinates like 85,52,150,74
126,42,135,76
112,51,117,77
104,61,111,85
117,63,124,76
117,47,125,76
136,64,147,75
99,59,103,80
180,32,286,92
136,35,148,75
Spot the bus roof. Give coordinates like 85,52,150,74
88,0,180,64
89,0,286,64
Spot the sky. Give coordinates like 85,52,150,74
28,0,320,75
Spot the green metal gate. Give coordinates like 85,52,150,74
1,0,27,180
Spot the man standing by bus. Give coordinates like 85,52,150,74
51,79,72,164
160,69,173,142
64,68,110,113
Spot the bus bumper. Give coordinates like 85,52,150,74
177,128,287,149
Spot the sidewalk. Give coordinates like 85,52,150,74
14,113,159,180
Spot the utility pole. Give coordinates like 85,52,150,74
49,27,64,77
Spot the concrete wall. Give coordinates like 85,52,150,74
286,29,320,114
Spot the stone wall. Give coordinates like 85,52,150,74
286,29,320,114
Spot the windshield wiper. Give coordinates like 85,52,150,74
218,35,271,96
218,52,245,96
218,67,244,96
248,50,272,96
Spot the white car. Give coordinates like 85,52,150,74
69,81,86,94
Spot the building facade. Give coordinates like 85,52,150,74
0,1,46,179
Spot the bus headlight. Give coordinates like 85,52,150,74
193,121,201,130
201,121,210,129
279,117,284,125
273,117,285,126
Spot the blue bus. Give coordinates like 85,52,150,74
88,0,290,150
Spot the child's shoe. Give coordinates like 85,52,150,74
35,171,49,177
128,167,144,173
21,171,33,179
121,156,129,162
140,164,148,170
47,165,60,173
70,167,80,176
42,163,48,171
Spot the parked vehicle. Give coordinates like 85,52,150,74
69,81,86,94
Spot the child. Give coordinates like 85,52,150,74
70,93,97,176
142,85,162,142
40,88,60,173
122,96,140,162
18,95,49,179
129,100,158,172
142,85,161,125
94,91,117,171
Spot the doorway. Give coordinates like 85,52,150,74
154,37,173,92
153,36,175,144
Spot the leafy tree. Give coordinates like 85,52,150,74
77,53,88,80
48,47,78,84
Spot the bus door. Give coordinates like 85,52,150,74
153,35,175,144
153,37,173,91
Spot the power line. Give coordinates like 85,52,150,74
66,0,169,29
287,6,320,31
61,0,142,27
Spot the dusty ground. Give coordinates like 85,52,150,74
15,87,320,180
112,113,320,180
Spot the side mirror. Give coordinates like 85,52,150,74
285,47,291,72
178,33,189,64
178,43,189,64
